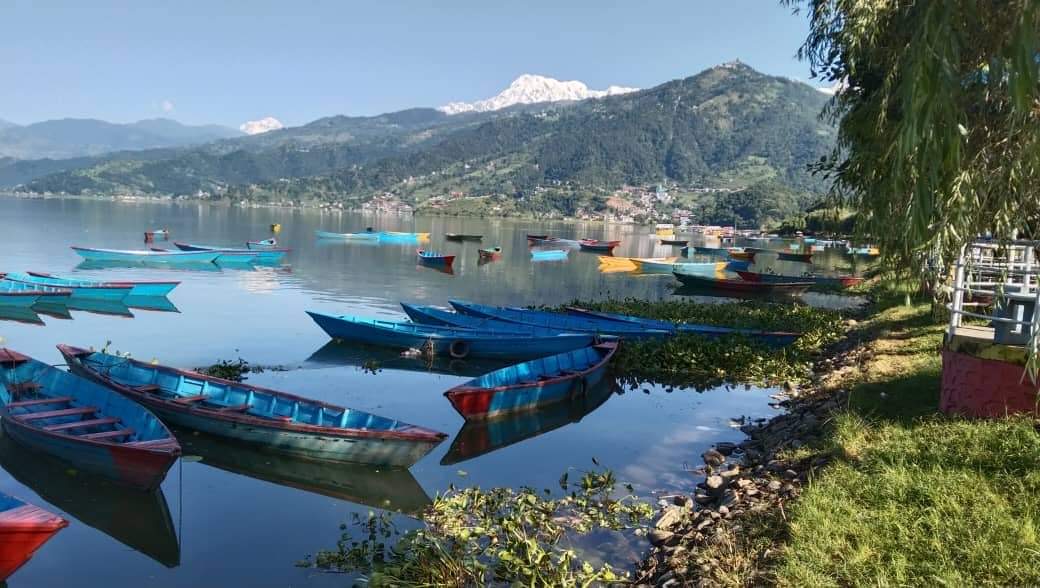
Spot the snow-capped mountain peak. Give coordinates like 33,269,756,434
239,116,284,135
439,74,638,115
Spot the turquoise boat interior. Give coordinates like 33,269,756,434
464,344,608,389
78,350,413,432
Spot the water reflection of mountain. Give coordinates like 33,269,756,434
177,431,432,514
0,434,180,568
441,377,618,465
306,340,512,378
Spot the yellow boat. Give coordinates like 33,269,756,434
598,257,638,272
630,257,680,273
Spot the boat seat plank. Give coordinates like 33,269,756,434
217,403,252,413
44,417,119,431
7,396,74,408
19,406,97,421
174,394,207,404
79,428,135,440
7,382,42,395
135,384,162,393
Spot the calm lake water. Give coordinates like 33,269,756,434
0,196,856,586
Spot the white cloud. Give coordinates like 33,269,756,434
160,99,175,113
239,116,284,135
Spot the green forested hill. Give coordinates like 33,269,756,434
22,63,835,221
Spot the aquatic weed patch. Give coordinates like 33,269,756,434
562,299,846,389
303,469,653,587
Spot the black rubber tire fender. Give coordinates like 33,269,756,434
449,339,471,359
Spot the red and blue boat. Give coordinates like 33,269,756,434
0,492,68,581
0,349,181,491
735,269,863,289
173,242,287,263
59,345,446,468
444,342,618,420
578,239,621,253
417,249,455,268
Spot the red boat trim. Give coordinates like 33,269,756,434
58,345,447,443
444,342,618,419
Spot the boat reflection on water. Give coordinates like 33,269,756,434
35,298,135,318
441,376,619,465
0,306,45,325
0,433,180,568
123,296,180,313
76,260,223,272
416,263,454,276
306,341,512,378
177,430,433,514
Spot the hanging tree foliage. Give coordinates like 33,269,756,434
784,0,1040,274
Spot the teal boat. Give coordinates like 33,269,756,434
315,230,379,240
531,249,568,261
25,272,179,297
173,241,287,262
0,281,71,307
401,303,563,335
444,342,618,420
2,272,131,300
563,307,801,346
60,345,447,468
306,312,603,359
71,246,221,264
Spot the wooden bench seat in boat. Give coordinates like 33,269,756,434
135,384,162,393
43,417,119,432
19,406,97,421
7,382,42,395
79,428,134,440
7,396,73,409
124,438,176,448
217,403,252,413
173,394,207,404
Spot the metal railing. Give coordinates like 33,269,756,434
947,240,1040,345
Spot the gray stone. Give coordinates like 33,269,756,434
649,529,676,547
701,449,725,467
768,480,783,491
715,441,737,456
655,507,686,530
783,469,799,480
705,475,726,495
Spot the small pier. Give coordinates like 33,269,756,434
943,240,1040,417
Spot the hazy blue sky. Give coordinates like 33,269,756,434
1,1,814,127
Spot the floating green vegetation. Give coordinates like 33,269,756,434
195,357,286,382
301,469,653,587
562,298,847,390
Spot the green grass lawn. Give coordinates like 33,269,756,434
774,302,1040,586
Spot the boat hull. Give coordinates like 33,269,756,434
307,312,601,359
59,346,446,468
2,273,130,300
445,342,617,420
673,272,812,295
564,307,801,347
26,273,181,298
316,230,379,240
71,247,220,264
448,300,670,339
735,270,863,289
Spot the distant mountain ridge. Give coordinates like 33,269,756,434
19,63,835,225
0,118,242,159
439,74,638,114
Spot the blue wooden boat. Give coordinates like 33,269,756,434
0,281,71,307
71,246,221,264
2,272,131,300
401,303,563,335
315,229,379,241
380,231,430,243
0,433,180,568
246,238,278,249
59,345,447,468
417,249,455,267
444,342,618,420
25,271,179,297
564,307,802,347
173,241,287,262
0,349,181,491
306,312,602,359
531,249,568,261
448,300,671,339
0,492,68,581
441,376,616,465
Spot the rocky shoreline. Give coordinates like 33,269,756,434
634,321,869,587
